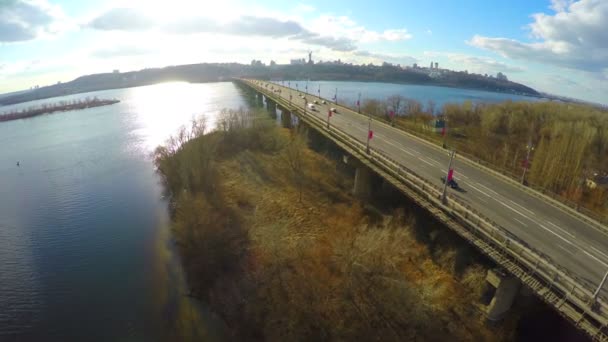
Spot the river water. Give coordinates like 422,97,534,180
0,81,539,341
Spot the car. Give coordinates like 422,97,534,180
440,176,459,189
322,100,327,104
307,103,317,111
313,100,319,104
330,107,337,113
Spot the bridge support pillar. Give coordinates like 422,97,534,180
281,110,292,129
266,99,277,118
353,165,373,198
485,269,520,321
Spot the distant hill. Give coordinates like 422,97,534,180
0,62,539,106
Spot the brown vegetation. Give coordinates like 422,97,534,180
358,97,608,217
154,109,512,341
0,97,120,122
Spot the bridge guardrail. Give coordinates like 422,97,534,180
246,80,608,339
266,80,608,229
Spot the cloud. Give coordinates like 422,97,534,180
0,0,66,42
469,0,608,73
91,45,154,58
294,3,315,13
353,50,417,65
88,9,358,51
87,7,154,31
425,51,524,74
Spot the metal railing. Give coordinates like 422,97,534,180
245,79,608,339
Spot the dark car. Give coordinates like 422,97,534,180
440,176,459,189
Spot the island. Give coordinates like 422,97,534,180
0,97,120,122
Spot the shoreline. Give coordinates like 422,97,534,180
0,98,120,123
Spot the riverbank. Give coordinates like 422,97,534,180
0,97,119,122
154,108,518,341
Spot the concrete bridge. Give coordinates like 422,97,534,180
239,78,608,340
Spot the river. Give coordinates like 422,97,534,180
0,80,540,341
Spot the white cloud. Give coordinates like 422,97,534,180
294,3,315,13
424,51,524,74
469,0,608,73
0,0,69,42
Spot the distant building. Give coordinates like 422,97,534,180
113,69,119,74
413,63,418,68
497,72,508,81
290,58,306,65
434,62,439,69
430,61,433,69
270,60,276,66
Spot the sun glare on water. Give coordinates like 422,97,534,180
129,82,219,151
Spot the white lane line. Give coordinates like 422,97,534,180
513,217,528,227
537,222,573,245
467,183,491,197
590,246,608,260
508,200,536,216
583,250,608,268
383,140,415,156
557,244,574,255
441,169,447,174
499,201,532,220
546,221,575,238
458,173,469,180
418,158,435,167
476,182,499,195
427,157,442,166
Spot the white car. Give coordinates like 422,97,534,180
322,100,327,104
307,103,317,111
330,107,337,113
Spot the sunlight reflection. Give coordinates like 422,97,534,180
128,82,223,151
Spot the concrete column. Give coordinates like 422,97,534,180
353,165,373,198
281,110,292,129
485,269,521,321
266,99,277,118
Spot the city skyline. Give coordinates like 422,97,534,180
0,0,606,104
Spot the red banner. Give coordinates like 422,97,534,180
328,110,332,117
447,169,454,181
368,130,373,139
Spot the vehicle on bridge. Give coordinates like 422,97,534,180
322,100,327,104
330,107,337,113
307,103,317,111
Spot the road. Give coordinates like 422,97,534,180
254,80,608,295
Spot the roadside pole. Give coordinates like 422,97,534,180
521,141,534,185
593,269,608,306
441,150,456,204
327,109,331,129
358,92,361,113
366,111,372,154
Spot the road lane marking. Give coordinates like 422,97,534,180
383,140,415,156
590,246,608,260
546,221,575,238
458,173,469,179
508,200,536,216
513,218,528,227
427,157,442,166
419,158,435,167
537,223,573,245
467,183,491,197
583,250,608,268
557,244,574,255
476,182,499,195
499,201,532,220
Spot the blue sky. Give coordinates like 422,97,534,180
1,0,606,104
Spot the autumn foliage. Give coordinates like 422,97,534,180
154,109,511,341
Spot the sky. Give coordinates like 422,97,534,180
0,0,606,104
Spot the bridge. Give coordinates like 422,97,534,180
239,78,608,340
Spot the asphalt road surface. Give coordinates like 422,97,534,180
252,79,608,295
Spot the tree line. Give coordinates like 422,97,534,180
358,96,608,216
